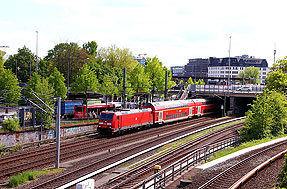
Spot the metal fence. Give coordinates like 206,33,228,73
132,137,239,189
194,84,265,94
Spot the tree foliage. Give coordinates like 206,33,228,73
48,67,67,99
185,77,194,87
239,90,287,142
4,46,37,83
89,61,122,84
237,66,260,84
0,50,6,65
97,45,138,73
196,79,205,85
83,41,98,58
130,64,150,93
0,66,21,106
99,75,118,102
2,117,20,132
266,57,287,94
26,73,55,129
45,42,90,84
144,57,166,92
71,64,99,95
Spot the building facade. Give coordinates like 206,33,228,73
208,55,269,84
184,58,209,78
170,66,184,77
134,54,147,66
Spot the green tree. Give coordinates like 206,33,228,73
144,57,165,93
185,77,194,87
196,79,205,85
0,50,6,65
89,61,122,85
130,64,151,93
83,41,98,58
2,117,20,132
71,64,99,106
237,66,260,84
266,57,287,94
45,42,90,85
0,66,21,109
4,46,38,83
239,90,287,142
97,45,138,73
26,73,55,129
48,67,67,99
99,75,118,104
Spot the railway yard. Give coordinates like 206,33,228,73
0,116,286,188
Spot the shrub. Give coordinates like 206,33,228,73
2,117,20,132
8,171,36,187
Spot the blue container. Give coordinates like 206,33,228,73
55,100,83,118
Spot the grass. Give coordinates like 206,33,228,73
207,134,287,162
8,168,64,187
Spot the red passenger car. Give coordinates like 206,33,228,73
97,108,153,134
142,99,217,124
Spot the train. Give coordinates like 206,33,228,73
74,102,121,119
97,98,219,134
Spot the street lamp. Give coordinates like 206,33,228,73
228,36,232,86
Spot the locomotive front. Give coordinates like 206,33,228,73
97,112,116,134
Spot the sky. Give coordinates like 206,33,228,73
1,0,287,69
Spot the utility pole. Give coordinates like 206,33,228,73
164,71,168,101
228,36,232,87
55,97,61,169
122,68,127,108
36,31,38,73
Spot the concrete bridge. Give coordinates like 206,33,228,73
169,84,265,116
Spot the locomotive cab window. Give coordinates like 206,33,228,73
100,113,114,120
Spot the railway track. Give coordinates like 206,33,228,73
0,117,215,179
197,139,287,189
109,122,243,188
24,117,242,188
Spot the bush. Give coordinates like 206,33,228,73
2,117,20,132
8,171,36,187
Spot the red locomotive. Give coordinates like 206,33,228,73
97,99,218,134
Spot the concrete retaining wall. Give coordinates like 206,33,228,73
0,125,96,147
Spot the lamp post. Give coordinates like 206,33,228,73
228,36,231,87
36,31,38,73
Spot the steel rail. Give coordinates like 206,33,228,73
198,139,287,189
230,149,287,189
31,117,243,188
110,122,243,188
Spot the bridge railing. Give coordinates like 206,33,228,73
194,84,265,94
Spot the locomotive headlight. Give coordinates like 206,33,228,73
99,122,103,124
107,123,112,125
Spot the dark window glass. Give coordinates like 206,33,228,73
75,106,85,112
100,113,114,120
